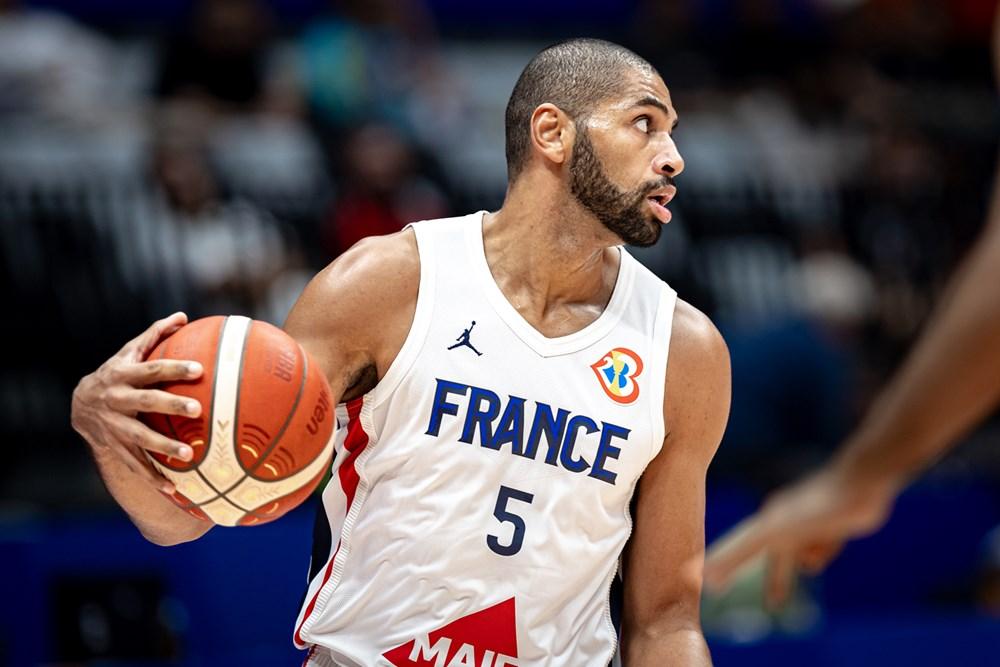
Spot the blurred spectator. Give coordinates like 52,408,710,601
716,0,826,85
0,0,994,598
0,1,999,662
107,104,303,323
0,0,120,125
322,122,448,256
715,249,873,483
631,0,714,91
298,0,461,147
156,0,301,116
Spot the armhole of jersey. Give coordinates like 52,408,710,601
646,284,677,461
367,223,436,411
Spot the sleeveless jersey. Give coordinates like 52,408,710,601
294,212,678,667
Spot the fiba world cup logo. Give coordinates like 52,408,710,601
590,347,644,404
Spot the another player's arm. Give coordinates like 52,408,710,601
705,7,1000,600
621,301,730,667
71,231,418,547
704,162,1000,599
832,187,1000,493
831,0,1000,488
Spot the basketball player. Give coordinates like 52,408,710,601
704,15,1000,607
71,39,730,665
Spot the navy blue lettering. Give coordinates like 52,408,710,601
425,379,469,436
487,486,534,556
589,423,629,485
491,395,526,454
425,378,631,485
560,415,597,473
524,403,570,465
459,386,501,446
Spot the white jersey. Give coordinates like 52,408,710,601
294,212,678,667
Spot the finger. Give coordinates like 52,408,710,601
118,358,203,388
799,541,844,575
122,448,177,494
764,549,797,609
704,516,775,591
106,386,201,418
119,312,188,361
137,452,178,495
114,413,194,462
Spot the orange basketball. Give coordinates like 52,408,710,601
141,316,335,526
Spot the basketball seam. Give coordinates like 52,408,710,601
188,316,233,508
238,465,327,519
231,319,254,476
219,336,310,496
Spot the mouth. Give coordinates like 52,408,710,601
646,193,673,224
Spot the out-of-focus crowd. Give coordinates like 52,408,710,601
2,0,998,518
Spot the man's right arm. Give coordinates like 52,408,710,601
71,311,215,546
71,230,420,546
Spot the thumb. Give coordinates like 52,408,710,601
799,541,844,575
122,312,188,361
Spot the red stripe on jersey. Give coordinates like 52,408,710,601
295,397,370,648
338,398,370,505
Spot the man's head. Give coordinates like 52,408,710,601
504,38,683,246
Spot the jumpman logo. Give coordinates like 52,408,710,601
448,320,483,356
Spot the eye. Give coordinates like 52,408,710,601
634,116,650,133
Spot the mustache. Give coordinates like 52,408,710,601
642,176,675,195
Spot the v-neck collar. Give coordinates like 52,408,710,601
465,211,635,358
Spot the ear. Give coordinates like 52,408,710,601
529,103,574,168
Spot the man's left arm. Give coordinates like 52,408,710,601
621,300,731,666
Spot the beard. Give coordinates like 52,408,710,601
569,128,670,248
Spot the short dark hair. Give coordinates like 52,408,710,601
504,38,655,182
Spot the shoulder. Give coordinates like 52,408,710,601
668,299,729,372
662,298,731,449
284,229,421,390
307,227,419,304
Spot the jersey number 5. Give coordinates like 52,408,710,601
487,486,534,556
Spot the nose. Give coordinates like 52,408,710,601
653,136,684,178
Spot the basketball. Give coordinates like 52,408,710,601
141,315,335,526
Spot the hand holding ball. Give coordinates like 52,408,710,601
141,316,335,526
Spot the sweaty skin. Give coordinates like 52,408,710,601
72,67,728,666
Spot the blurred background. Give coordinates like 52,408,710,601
1,0,1000,664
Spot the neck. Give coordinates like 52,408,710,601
483,176,621,324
